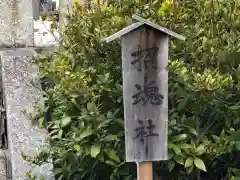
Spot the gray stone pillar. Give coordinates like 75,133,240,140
0,0,34,48
0,1,54,179
59,0,69,34
1,49,54,180
0,152,7,180
33,0,40,20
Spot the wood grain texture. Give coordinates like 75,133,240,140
137,162,153,180
121,25,168,162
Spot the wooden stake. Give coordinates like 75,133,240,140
137,162,153,180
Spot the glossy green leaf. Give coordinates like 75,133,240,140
172,134,188,142
212,135,220,142
185,157,193,168
169,143,181,154
102,134,118,142
90,145,101,158
106,160,116,166
194,157,206,172
58,130,63,138
61,117,71,127
168,151,174,160
180,124,198,135
230,130,240,141
173,146,181,155
74,145,81,152
77,129,93,141
105,148,120,162
228,105,240,110
38,117,44,127
179,143,192,149
87,103,96,112
196,145,206,155
25,172,31,178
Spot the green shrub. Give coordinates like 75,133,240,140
32,0,240,180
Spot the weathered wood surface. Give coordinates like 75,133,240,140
121,25,168,162
103,15,185,44
137,162,153,180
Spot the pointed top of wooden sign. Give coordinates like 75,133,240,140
103,14,186,43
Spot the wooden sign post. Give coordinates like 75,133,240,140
104,15,185,180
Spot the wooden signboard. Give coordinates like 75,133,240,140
104,15,185,179
121,24,169,162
